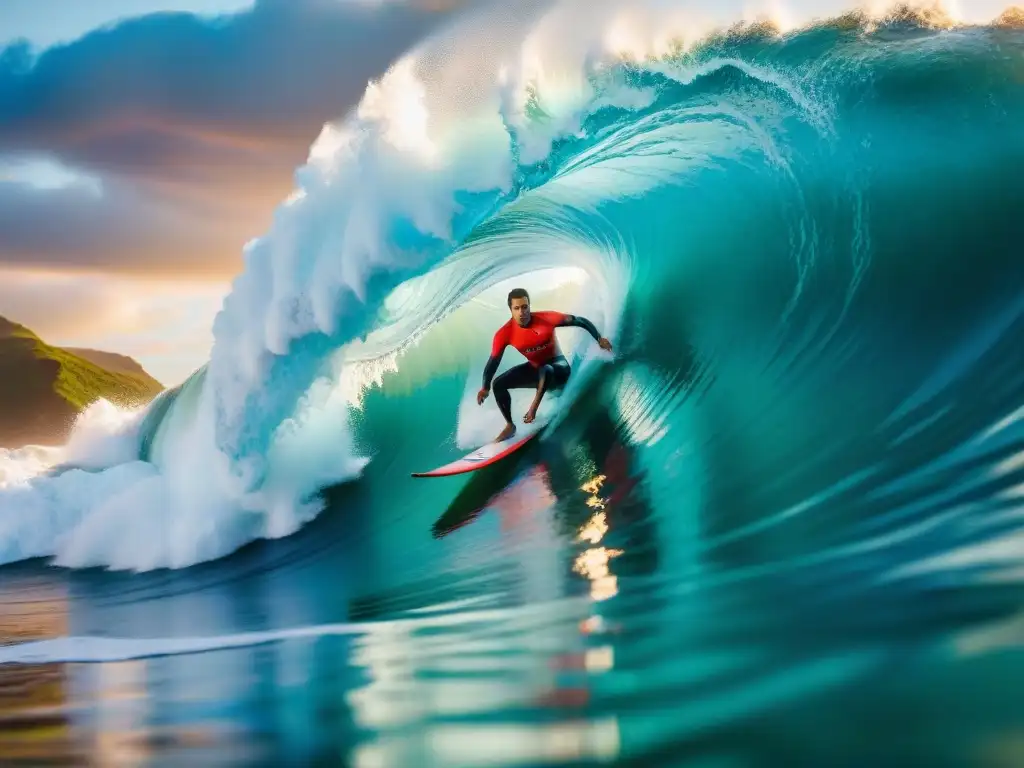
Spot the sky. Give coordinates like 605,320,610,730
0,0,470,387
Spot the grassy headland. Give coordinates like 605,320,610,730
0,316,164,448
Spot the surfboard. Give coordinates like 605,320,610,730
411,422,546,478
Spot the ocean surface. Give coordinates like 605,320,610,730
2,1,1024,764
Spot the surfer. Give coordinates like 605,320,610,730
477,287,612,442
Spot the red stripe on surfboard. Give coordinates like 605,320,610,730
411,430,540,478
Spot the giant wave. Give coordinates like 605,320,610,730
1,0,1024,574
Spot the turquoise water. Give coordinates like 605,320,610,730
3,10,1024,766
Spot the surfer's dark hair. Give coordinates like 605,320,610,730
507,288,529,307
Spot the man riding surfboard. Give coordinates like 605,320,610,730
477,287,612,442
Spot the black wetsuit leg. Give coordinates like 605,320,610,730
539,356,571,391
492,363,538,423
492,356,571,423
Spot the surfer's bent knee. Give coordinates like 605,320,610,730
547,357,570,389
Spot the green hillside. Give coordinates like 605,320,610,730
0,316,165,448
63,347,158,382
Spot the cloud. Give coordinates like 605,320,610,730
0,268,231,384
1,0,459,155
0,0,474,277
0,269,223,337
0,175,241,276
0,271,131,338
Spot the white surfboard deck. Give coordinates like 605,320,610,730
411,419,548,478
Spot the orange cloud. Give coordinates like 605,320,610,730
0,0,471,280
0,268,231,383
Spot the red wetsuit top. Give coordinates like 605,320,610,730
490,311,568,368
482,311,602,390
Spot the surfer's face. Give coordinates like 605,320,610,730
510,297,531,326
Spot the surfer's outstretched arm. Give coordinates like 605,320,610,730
478,326,509,405
558,314,613,351
558,313,600,339
481,350,503,394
